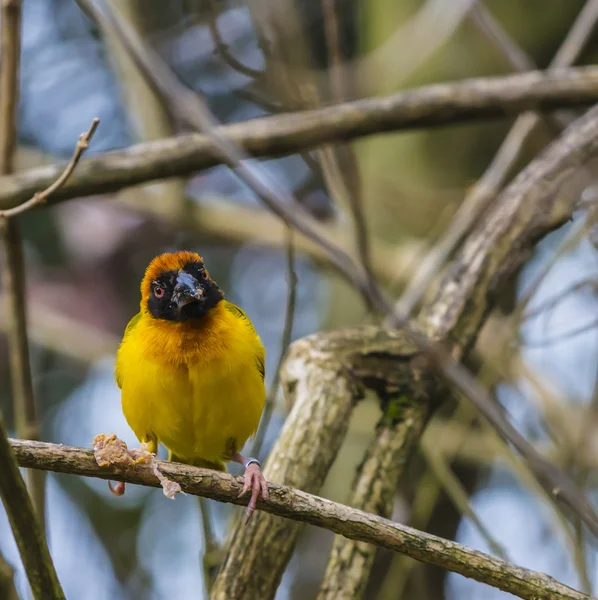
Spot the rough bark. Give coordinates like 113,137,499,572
8,438,591,600
210,335,363,599
211,328,438,599
317,401,429,600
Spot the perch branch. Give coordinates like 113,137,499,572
7,438,591,600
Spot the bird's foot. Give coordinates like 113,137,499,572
92,433,182,499
237,459,269,522
108,481,126,496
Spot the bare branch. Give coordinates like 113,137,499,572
206,0,263,79
318,398,429,599
414,99,598,537
2,68,598,212
8,438,592,600
0,422,64,600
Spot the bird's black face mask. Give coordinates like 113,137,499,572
147,261,223,322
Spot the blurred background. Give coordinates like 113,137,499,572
1,0,598,598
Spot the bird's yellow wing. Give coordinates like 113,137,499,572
115,312,142,389
223,300,265,381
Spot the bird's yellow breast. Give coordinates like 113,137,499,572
115,301,266,469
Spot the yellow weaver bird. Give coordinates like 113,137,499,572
114,251,269,516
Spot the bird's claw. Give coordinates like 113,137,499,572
238,462,269,522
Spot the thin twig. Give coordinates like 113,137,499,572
206,0,263,79
0,118,100,218
470,4,535,72
523,318,598,347
251,229,297,458
395,0,598,317
0,422,65,600
321,0,375,302
522,279,598,322
422,443,509,560
8,438,592,600
514,212,594,319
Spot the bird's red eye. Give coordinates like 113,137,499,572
154,286,164,298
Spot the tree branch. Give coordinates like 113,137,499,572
318,397,430,600
1,67,598,211
0,422,64,600
212,330,366,598
7,438,590,600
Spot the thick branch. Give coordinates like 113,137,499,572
2,68,598,211
212,327,434,599
318,399,429,600
212,331,367,598
9,438,590,600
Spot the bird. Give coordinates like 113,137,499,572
113,250,269,518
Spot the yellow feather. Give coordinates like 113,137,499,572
116,283,266,471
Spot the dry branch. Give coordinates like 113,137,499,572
212,331,366,598
0,422,64,600
1,67,598,211
8,438,591,600
318,398,429,600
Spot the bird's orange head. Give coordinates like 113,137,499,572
140,251,224,322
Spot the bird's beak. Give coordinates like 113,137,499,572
173,272,203,310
